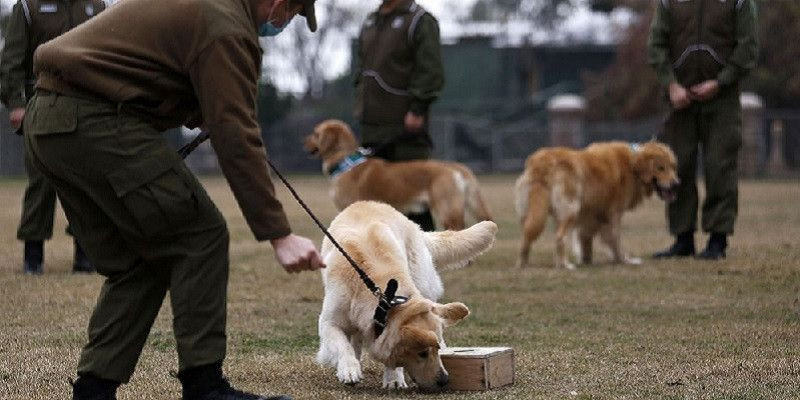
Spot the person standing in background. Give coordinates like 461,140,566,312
0,0,106,274
355,0,444,231
648,0,758,260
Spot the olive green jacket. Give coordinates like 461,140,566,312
647,0,758,93
32,0,291,241
355,0,444,140
0,0,105,109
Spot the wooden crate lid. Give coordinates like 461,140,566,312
439,347,513,358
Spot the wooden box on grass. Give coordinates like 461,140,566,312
439,347,514,391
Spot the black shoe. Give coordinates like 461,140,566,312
71,374,120,400
196,377,290,400
697,233,727,260
652,233,695,258
23,240,44,275
73,242,95,273
179,362,291,400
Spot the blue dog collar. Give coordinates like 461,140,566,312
327,150,368,178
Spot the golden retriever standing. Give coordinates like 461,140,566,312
304,120,492,230
316,201,497,390
514,141,679,269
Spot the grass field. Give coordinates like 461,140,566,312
1,176,799,399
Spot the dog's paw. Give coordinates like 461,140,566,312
382,367,408,389
625,256,643,265
558,261,577,270
336,358,362,385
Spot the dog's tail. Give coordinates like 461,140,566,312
514,165,551,220
424,220,498,269
453,164,493,222
514,167,552,267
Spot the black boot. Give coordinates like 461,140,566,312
23,240,44,275
178,362,291,400
653,232,695,258
697,233,727,260
71,374,120,400
73,241,95,273
407,210,436,231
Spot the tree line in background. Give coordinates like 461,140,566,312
1,0,797,122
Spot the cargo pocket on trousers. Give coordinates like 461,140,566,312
107,157,199,238
25,94,78,136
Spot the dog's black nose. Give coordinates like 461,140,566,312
436,372,449,387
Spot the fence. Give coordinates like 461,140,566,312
2,94,800,177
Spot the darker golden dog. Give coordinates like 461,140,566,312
514,141,679,269
304,120,492,230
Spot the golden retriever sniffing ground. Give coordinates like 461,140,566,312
514,141,679,269
316,201,497,390
304,119,492,230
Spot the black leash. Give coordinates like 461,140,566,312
178,131,408,337
177,130,210,158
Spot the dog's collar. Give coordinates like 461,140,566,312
373,278,409,338
327,149,370,178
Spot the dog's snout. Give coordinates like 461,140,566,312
436,371,449,388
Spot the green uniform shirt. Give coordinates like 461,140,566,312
0,0,105,109
32,0,292,241
647,0,758,90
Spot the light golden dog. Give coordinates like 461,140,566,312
514,141,679,269
304,119,492,230
316,201,497,390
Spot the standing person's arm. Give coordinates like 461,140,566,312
716,0,759,88
647,1,691,110
0,1,31,129
189,36,323,272
405,13,443,131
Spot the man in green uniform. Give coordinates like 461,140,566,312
354,0,444,231
24,0,321,399
648,0,758,260
0,0,106,274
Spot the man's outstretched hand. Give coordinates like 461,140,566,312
270,234,325,273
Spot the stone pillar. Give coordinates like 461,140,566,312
766,119,788,176
738,92,763,177
547,94,585,148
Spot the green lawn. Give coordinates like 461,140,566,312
1,176,799,399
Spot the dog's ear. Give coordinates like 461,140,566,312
423,221,498,268
316,128,336,154
633,152,655,183
400,326,440,350
433,302,470,327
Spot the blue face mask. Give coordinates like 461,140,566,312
259,21,286,37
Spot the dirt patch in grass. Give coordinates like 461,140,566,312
1,177,798,399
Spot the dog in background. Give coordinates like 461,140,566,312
316,201,498,390
304,119,492,230
514,141,679,269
